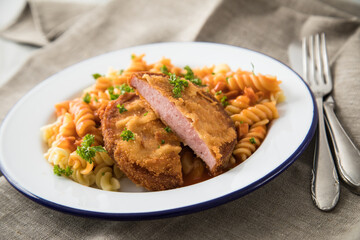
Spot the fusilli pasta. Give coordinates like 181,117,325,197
42,54,283,190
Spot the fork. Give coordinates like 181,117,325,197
302,33,340,211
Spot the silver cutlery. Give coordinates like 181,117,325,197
324,96,360,194
302,33,340,211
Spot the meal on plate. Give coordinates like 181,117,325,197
41,54,284,191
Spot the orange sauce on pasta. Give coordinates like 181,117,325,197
182,168,213,187
181,160,242,187
43,53,282,192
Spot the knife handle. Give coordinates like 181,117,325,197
324,102,360,194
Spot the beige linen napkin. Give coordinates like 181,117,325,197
1,0,360,239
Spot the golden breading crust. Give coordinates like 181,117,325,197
101,93,183,191
130,72,237,176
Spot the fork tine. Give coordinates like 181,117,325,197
321,33,333,87
308,35,317,86
302,37,309,85
314,34,325,88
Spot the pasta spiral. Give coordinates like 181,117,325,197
68,151,94,175
54,101,70,116
42,53,283,191
229,71,281,93
45,147,70,169
94,163,121,191
69,99,103,144
126,54,148,72
233,124,267,162
94,76,112,92
71,169,96,186
230,101,278,125
93,151,115,166
41,119,62,147
58,113,77,137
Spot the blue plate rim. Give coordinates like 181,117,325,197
0,41,318,220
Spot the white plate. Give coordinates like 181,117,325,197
0,42,317,219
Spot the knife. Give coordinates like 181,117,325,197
288,41,360,194
324,96,360,194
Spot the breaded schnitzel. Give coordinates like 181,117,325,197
130,73,237,175
101,93,183,190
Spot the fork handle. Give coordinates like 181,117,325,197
311,97,340,211
324,102,360,194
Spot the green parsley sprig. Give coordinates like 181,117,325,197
121,128,135,141
168,73,189,98
184,66,203,86
117,104,127,113
215,90,222,96
117,84,134,95
221,96,229,107
160,65,169,75
108,84,135,101
92,73,102,79
251,63,255,75
164,126,172,133
108,86,119,100
250,137,256,144
53,165,73,177
83,93,91,103
76,134,106,164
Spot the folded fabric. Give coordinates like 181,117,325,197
0,0,359,239
1,0,96,46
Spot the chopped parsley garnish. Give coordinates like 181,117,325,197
160,65,169,75
121,128,135,141
117,84,135,95
220,96,229,107
212,72,215,75
53,165,73,177
83,93,91,103
94,97,98,102
161,140,165,144
131,54,135,59
168,73,189,98
215,90,222,96
184,66,203,86
164,126,172,133
189,78,203,86
108,84,134,100
119,69,124,75
251,62,255,75
76,134,106,164
92,73,102,79
158,145,160,149
117,104,127,113
108,86,119,100
250,137,256,144
144,112,148,116
226,77,230,83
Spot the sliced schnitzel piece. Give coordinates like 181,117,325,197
101,93,183,190
130,73,237,175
